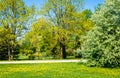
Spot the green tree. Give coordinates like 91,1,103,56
81,0,120,67
23,10,93,59
41,0,87,59
0,0,34,60
20,18,56,59
0,27,14,60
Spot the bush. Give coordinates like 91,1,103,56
66,48,75,56
81,0,120,68
75,48,82,58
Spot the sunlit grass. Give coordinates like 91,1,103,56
0,63,120,78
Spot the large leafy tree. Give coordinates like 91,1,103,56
40,0,93,59
0,0,34,60
0,27,15,60
82,0,120,67
20,18,58,59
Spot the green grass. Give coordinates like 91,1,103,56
0,63,120,78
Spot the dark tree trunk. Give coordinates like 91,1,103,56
60,42,67,59
11,47,14,60
62,44,67,59
8,46,11,61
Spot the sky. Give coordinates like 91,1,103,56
85,0,104,11
23,0,104,12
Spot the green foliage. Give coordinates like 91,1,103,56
19,18,58,59
75,48,82,58
0,0,34,60
0,0,94,60
0,27,20,60
22,9,93,59
81,0,120,67
40,0,93,59
0,27,16,60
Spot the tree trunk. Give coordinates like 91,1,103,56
60,42,67,59
8,46,11,61
8,46,14,61
11,47,14,60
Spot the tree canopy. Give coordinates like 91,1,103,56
39,0,93,59
0,0,34,60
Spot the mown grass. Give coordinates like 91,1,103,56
0,63,120,78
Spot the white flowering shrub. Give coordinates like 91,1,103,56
81,0,120,67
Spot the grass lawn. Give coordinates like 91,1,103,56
0,63,120,78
